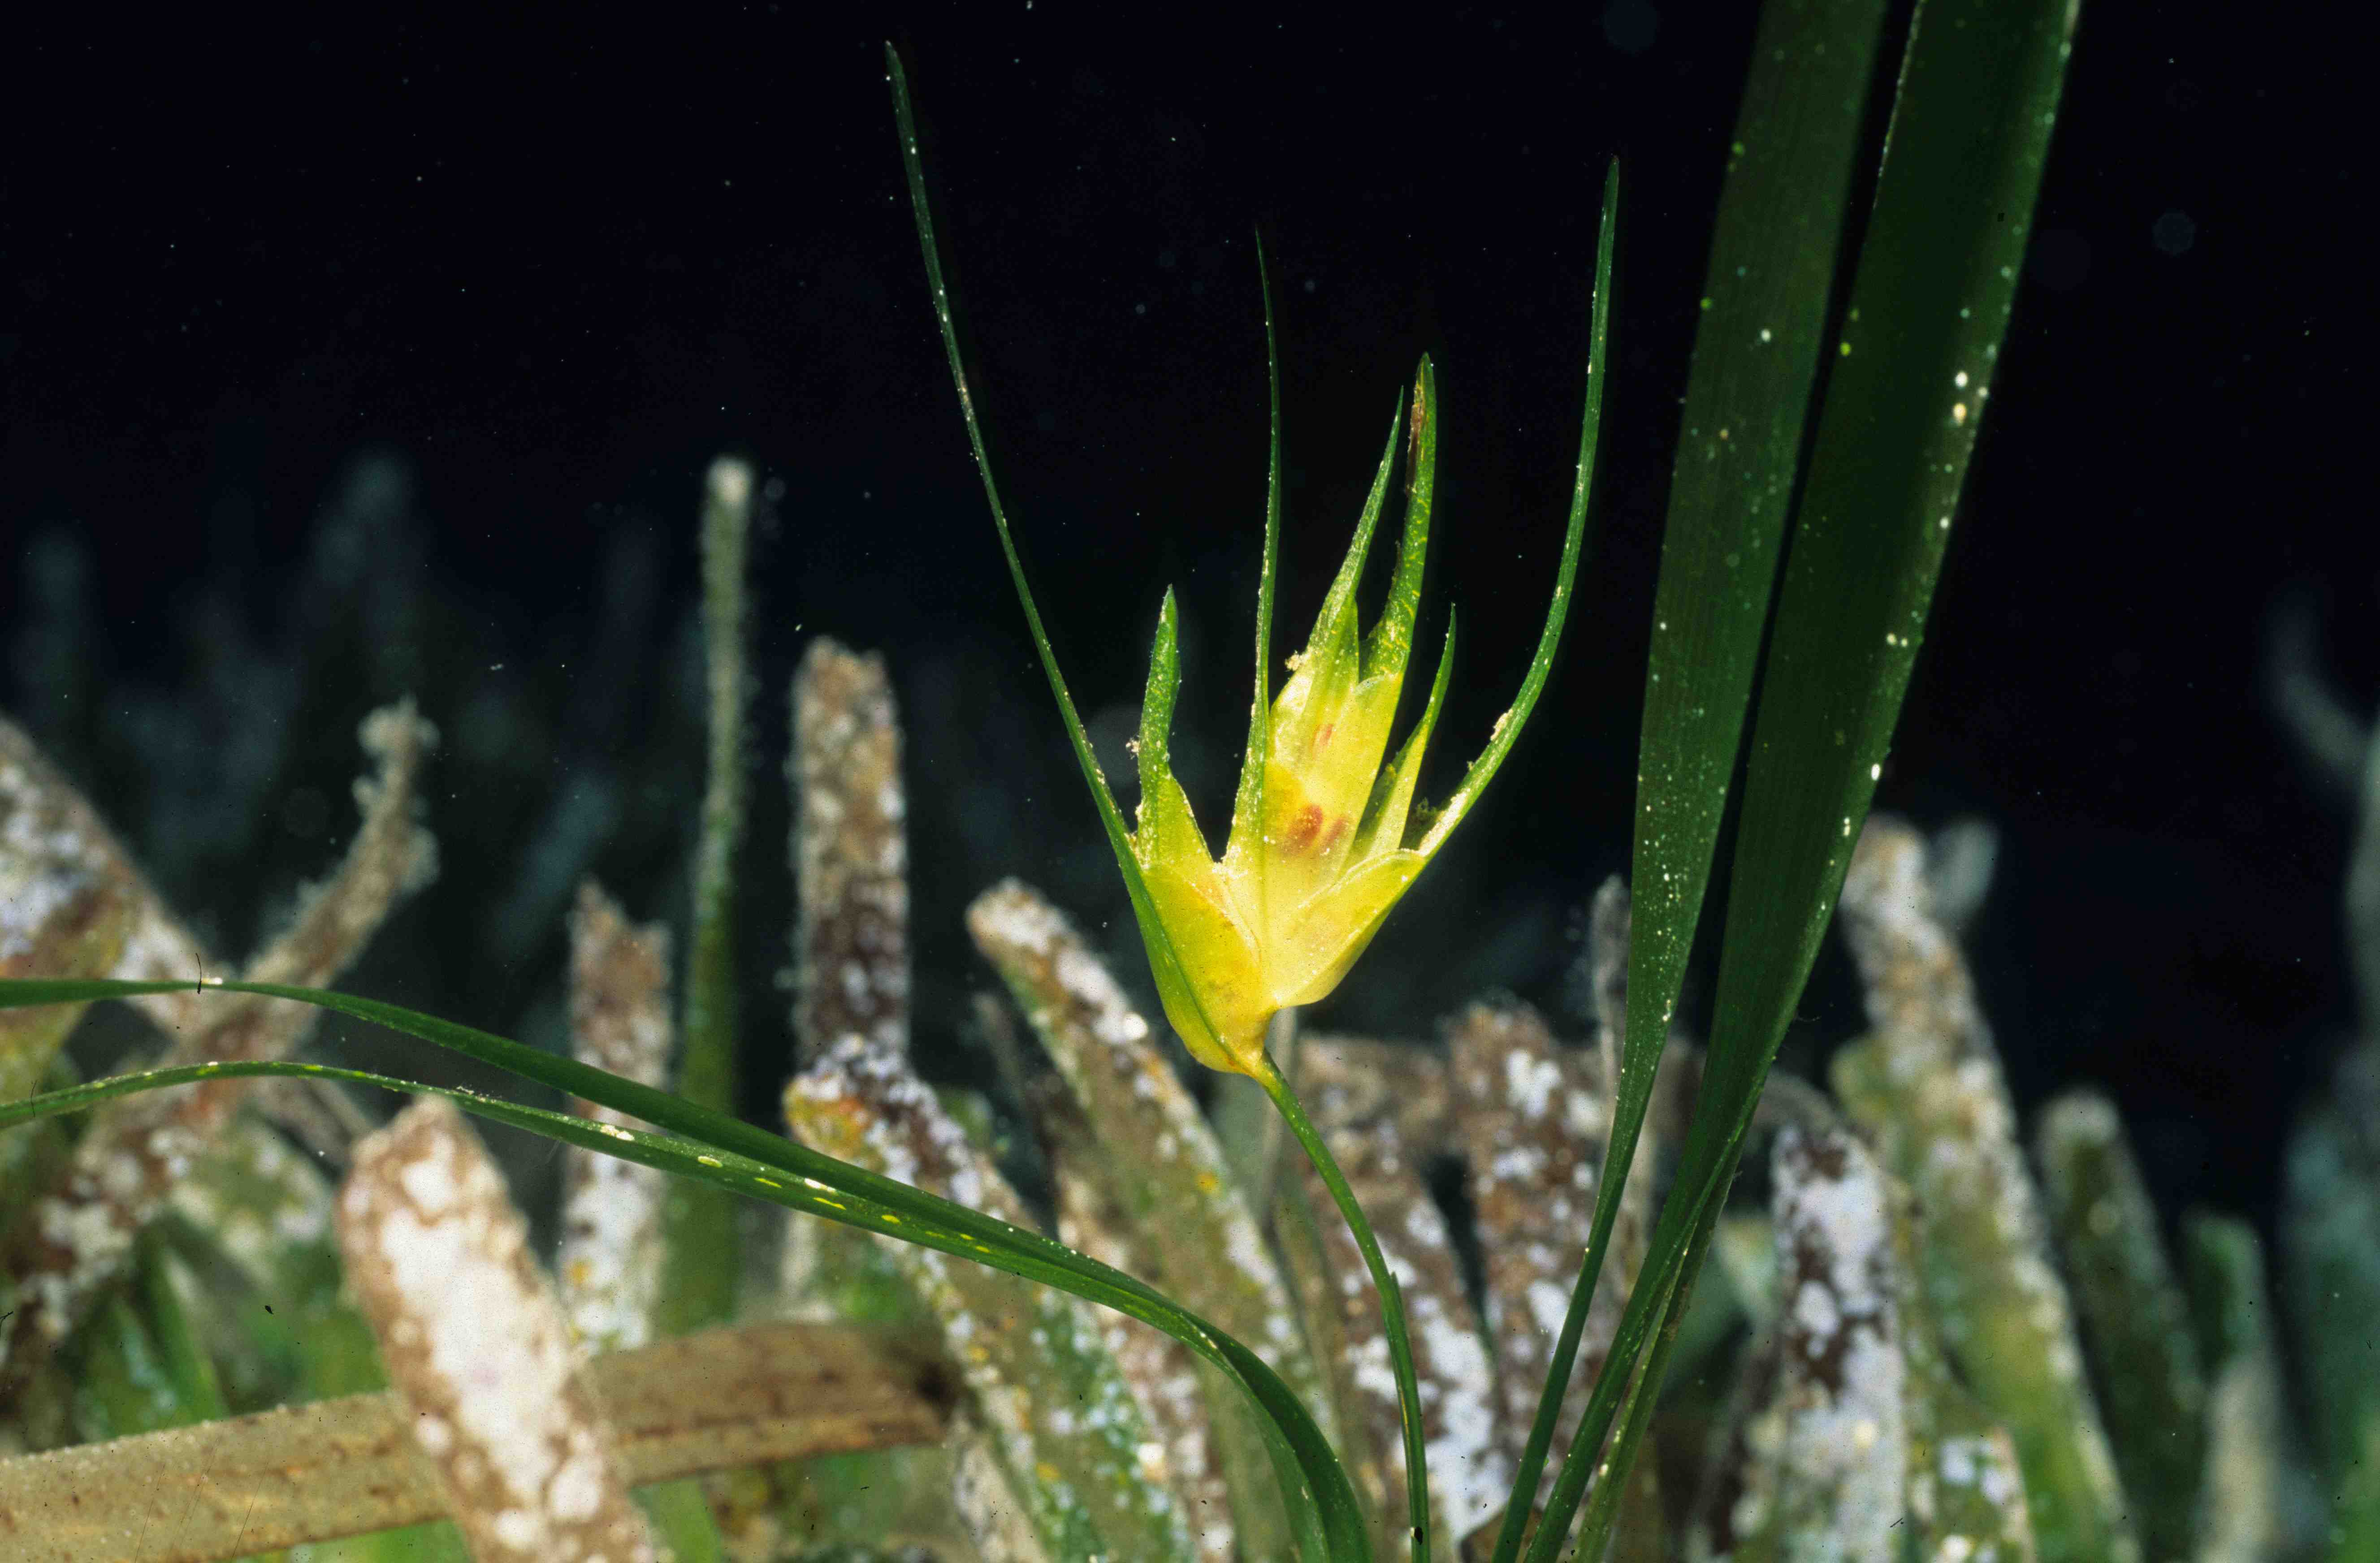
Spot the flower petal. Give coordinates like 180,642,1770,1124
1351,609,1458,865
1274,848,1428,1009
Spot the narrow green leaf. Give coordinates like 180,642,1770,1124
1530,0,2079,1550
156,1114,339,1412
773,1222,960,1555
59,1246,286,1560
137,1239,233,1427
1258,1054,1432,1563
2038,1090,2207,1558
67,1296,184,1446
69,1242,224,1442
1415,159,1613,861
1633,0,2086,1544
658,455,754,1348
636,1481,728,1563
885,41,1123,846
1473,159,1631,1563
1701,0,2081,1139
884,46,1230,1063
1228,237,1287,924
1567,1183,1723,1553
1549,12,1897,1540
2173,1217,2298,1563
1491,1,1895,1544
0,974,1370,1563
678,454,752,1121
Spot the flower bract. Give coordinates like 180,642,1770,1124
1121,355,1581,1076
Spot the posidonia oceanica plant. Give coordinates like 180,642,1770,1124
0,0,2082,1557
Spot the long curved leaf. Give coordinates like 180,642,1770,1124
883,47,1233,1064
1257,1055,1433,1563
1639,0,2090,1548
660,458,755,1345
1412,162,1614,861
0,975,1371,1563
1536,0,2083,1554
1502,8,1895,1554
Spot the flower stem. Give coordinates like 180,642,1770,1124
1256,1048,1432,1563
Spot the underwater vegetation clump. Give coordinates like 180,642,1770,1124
5,595,2379,1563
9,1,2377,1561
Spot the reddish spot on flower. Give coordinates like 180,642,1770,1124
1281,804,1350,858
1317,813,1349,856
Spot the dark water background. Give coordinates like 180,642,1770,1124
1,3,2367,1235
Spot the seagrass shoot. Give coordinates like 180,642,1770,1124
0,5,2087,1559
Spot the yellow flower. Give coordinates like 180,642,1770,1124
891,52,1608,1081
1118,356,1578,1076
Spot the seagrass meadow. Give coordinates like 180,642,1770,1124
4,524,2379,1561
0,2,2372,1562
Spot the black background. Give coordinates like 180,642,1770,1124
1,3,2366,1230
